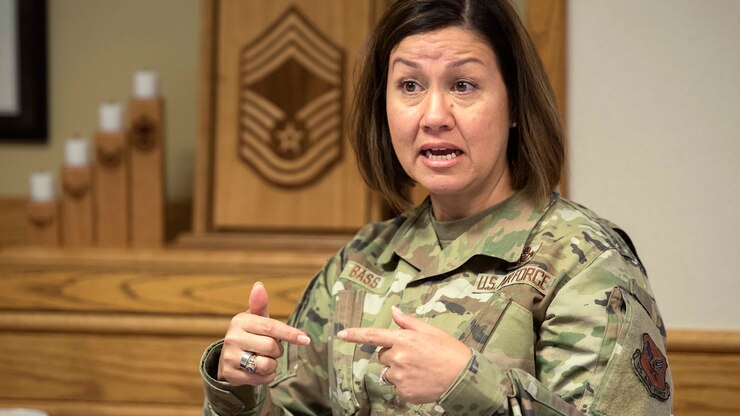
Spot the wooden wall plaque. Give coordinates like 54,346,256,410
190,0,390,242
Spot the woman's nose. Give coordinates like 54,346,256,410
421,90,454,132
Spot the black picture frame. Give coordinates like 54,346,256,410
0,0,47,143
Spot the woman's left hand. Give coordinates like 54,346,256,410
337,305,472,404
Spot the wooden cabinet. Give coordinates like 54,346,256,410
0,246,328,415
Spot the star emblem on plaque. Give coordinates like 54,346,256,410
238,6,345,187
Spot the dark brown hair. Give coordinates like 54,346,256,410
350,0,564,212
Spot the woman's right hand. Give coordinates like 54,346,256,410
217,282,311,386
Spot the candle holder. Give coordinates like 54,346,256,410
27,172,60,246
128,71,165,247
61,139,95,247
27,201,60,246
95,130,129,247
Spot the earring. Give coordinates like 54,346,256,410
511,122,518,128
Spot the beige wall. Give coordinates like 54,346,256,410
0,0,199,199
568,0,740,330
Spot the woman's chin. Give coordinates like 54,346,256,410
420,182,468,199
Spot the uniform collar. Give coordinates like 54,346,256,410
378,192,554,280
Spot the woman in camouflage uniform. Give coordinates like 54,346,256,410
200,0,673,414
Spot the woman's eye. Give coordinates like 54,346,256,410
454,81,474,93
402,81,419,93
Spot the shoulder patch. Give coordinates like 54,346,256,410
475,266,554,295
339,260,387,293
632,333,670,401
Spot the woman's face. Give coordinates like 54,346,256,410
386,26,514,220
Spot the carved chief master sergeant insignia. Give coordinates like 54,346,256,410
238,7,345,188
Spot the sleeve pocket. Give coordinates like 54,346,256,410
585,287,673,416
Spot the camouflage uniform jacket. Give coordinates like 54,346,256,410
201,192,673,415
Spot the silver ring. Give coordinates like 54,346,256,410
245,354,257,373
239,351,258,373
379,366,392,386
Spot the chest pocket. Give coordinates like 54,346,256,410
329,289,364,415
458,292,513,350
414,292,534,416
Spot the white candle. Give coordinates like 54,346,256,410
99,102,123,132
65,137,90,166
133,70,159,99
29,171,56,201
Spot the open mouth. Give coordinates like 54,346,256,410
422,148,462,161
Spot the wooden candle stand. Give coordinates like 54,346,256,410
128,97,165,248
27,200,60,246
61,166,95,246
95,131,130,247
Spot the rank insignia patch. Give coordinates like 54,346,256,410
632,333,670,401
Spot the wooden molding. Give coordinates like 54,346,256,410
668,329,740,354
0,245,328,271
176,229,350,252
193,0,218,235
0,311,228,337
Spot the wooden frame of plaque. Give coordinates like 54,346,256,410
185,0,566,251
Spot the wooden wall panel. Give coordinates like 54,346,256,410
670,351,740,416
0,246,322,415
0,333,205,404
668,330,740,415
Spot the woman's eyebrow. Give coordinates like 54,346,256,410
390,56,485,71
449,57,485,68
390,57,418,70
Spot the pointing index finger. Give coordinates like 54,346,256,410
246,315,311,345
337,327,396,348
